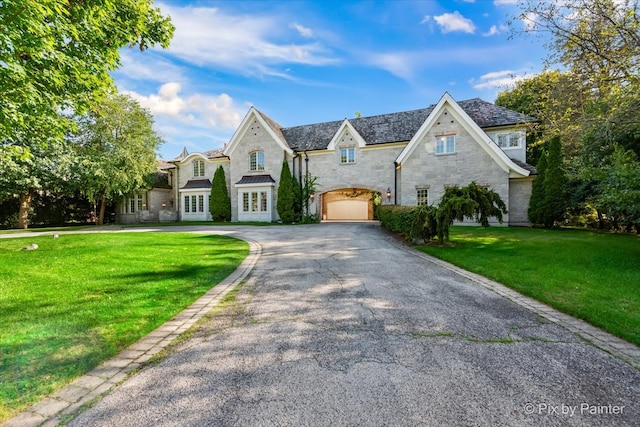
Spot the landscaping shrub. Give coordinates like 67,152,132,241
377,205,416,237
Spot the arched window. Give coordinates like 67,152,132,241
250,151,265,171
193,159,205,177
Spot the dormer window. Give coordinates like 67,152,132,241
250,151,265,171
193,159,205,177
496,131,524,149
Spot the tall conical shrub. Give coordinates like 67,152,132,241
277,157,295,223
209,165,231,221
542,136,566,228
528,150,547,225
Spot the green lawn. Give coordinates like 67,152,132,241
0,232,248,422
417,227,640,346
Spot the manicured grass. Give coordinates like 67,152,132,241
416,227,640,346
0,233,248,422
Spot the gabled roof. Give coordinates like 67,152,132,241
396,93,531,177
326,120,367,150
224,107,293,157
202,148,226,159
280,98,536,151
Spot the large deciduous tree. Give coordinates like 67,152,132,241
0,0,174,143
0,0,173,228
72,94,163,225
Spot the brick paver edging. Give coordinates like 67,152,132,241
2,237,262,427
387,235,640,369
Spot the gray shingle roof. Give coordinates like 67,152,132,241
181,179,211,189
280,98,537,152
235,175,276,185
511,159,538,175
203,148,226,159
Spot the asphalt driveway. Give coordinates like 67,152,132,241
68,223,639,426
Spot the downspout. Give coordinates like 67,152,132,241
393,162,399,205
304,151,309,215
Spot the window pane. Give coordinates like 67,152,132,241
509,133,520,147
260,192,267,212
436,137,444,154
137,194,143,211
184,196,190,213
446,136,455,153
251,192,258,212
243,193,249,212
257,151,264,170
417,189,428,206
498,135,507,148
191,195,197,212
348,148,355,163
198,195,204,212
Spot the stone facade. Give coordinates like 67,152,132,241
127,93,536,226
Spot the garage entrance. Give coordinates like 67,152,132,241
322,188,373,220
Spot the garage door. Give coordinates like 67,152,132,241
326,200,368,220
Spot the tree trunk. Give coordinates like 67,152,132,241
97,193,106,225
18,192,32,229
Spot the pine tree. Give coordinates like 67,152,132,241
209,165,231,222
277,157,295,223
528,150,547,225
542,136,566,228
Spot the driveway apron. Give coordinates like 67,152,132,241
68,223,639,427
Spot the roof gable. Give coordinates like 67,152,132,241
327,120,367,150
395,93,531,177
224,107,293,157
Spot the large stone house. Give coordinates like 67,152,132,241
118,93,537,225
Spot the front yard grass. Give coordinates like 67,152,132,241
0,232,248,422
416,226,640,346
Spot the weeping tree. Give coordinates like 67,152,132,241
209,165,231,221
435,182,508,241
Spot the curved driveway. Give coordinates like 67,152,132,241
68,223,639,426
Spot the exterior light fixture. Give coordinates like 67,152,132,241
161,203,166,209
142,203,147,209
386,188,391,202
309,193,315,201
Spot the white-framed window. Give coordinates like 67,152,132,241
123,193,145,213
241,191,269,213
193,159,205,177
340,147,355,164
496,131,524,149
250,151,265,171
417,189,429,206
184,195,190,213
436,135,455,155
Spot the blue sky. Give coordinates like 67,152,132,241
112,0,547,160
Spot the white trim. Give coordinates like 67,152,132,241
327,119,367,150
395,92,530,177
224,107,293,157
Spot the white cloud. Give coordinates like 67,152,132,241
433,11,476,34
123,82,243,130
421,15,431,24
470,70,534,90
117,50,184,83
157,4,337,77
366,52,420,82
291,22,314,38
522,12,538,32
494,0,517,5
482,24,508,37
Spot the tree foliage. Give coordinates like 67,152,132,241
276,157,295,224
71,93,163,224
210,165,231,222
504,0,640,230
0,0,174,144
528,150,547,225
541,137,567,227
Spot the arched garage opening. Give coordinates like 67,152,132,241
322,188,373,221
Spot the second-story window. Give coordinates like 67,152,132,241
250,151,265,171
193,159,205,177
